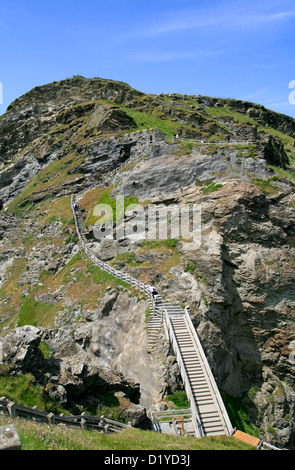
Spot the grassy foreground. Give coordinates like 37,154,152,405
0,416,254,451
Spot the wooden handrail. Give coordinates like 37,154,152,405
0,397,130,432
183,308,233,436
163,310,204,438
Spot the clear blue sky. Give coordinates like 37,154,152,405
0,0,295,117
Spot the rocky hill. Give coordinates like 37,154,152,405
0,76,295,448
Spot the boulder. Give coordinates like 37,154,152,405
45,383,67,405
123,404,150,428
1,326,42,371
0,424,21,450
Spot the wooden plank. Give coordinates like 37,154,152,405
233,430,261,448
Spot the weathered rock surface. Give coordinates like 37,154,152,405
0,424,21,450
0,326,42,371
113,140,282,200
0,76,295,447
97,141,295,448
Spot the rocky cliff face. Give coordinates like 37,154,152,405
0,76,295,447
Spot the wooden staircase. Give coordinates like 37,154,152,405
146,295,164,352
168,313,230,436
68,134,284,446
143,291,233,436
70,134,234,438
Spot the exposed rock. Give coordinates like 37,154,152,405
45,382,67,405
87,106,137,132
0,326,42,371
0,76,295,448
112,141,281,201
96,239,118,261
123,403,149,428
89,292,172,408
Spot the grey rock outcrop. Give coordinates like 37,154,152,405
112,140,286,201
97,142,295,447
0,326,42,371
88,291,175,408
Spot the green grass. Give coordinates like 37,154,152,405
166,391,190,409
122,107,180,138
8,153,85,217
251,177,280,195
172,141,193,156
121,107,203,139
205,106,257,125
184,261,198,274
0,415,255,450
0,367,66,414
268,164,295,186
86,261,128,289
0,366,257,450
139,239,179,250
201,182,223,193
18,298,59,327
111,252,142,269
85,189,139,227
195,178,223,193
0,365,134,423
205,105,295,166
8,250,134,329
0,366,255,450
222,391,260,439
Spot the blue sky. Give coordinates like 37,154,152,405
0,0,295,117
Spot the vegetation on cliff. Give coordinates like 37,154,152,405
0,76,294,449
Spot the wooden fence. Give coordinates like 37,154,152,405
0,396,130,434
